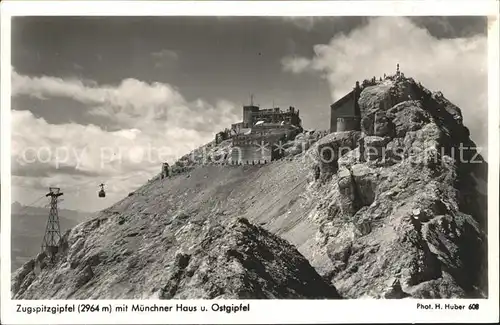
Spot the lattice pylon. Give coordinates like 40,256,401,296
41,187,63,260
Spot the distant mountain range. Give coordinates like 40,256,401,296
11,201,96,271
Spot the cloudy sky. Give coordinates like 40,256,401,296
10,16,488,212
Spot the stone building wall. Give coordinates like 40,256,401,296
330,83,362,133
243,105,260,128
231,130,291,164
331,95,356,132
230,143,272,164
240,106,301,129
337,116,361,132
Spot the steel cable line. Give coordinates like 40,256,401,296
12,194,47,212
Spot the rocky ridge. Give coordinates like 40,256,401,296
12,75,488,299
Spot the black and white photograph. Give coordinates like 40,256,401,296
1,2,498,323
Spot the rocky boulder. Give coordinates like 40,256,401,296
304,76,487,299
12,217,340,299
313,131,361,181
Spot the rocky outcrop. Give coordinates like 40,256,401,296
307,76,487,298
283,130,327,157
313,131,361,181
11,75,487,300
158,218,340,299
12,217,340,299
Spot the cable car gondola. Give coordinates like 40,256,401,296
98,183,106,198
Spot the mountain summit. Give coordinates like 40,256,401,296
12,75,488,299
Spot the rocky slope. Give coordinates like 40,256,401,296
12,216,339,299
12,75,488,299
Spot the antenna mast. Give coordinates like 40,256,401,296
41,187,63,261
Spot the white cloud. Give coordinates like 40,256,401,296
282,17,339,31
12,70,185,116
151,49,179,68
151,49,179,60
281,56,312,74
11,71,240,210
12,69,240,132
73,63,84,71
283,17,316,31
282,17,488,156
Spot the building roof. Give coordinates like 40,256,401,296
330,90,354,110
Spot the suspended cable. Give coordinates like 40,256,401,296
13,195,47,213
